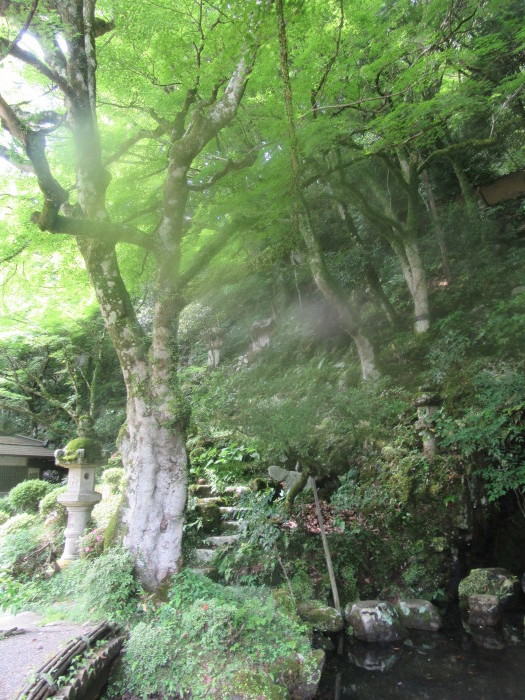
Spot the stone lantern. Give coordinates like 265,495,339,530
205,326,224,368
55,416,103,562
414,387,442,459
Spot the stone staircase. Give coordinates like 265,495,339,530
188,482,249,578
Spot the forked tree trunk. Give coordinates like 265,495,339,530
0,0,256,592
390,236,430,333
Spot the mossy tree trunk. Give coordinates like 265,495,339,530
0,0,256,590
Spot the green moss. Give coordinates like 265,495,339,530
166,390,191,431
297,601,343,632
458,568,520,610
116,421,128,447
63,437,103,463
194,501,221,533
103,496,125,551
223,670,287,699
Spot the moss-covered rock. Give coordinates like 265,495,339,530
394,599,441,631
468,594,501,626
458,568,520,610
194,501,222,533
63,437,103,463
224,670,287,699
297,600,344,633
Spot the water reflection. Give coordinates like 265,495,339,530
316,614,525,699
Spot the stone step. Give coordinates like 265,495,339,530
197,496,226,506
223,485,250,498
206,534,240,548
188,566,217,579
221,520,243,533
219,506,247,515
189,484,213,498
193,548,215,564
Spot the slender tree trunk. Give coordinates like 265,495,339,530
276,0,378,380
421,170,451,282
302,222,378,379
403,236,430,333
335,201,401,327
450,158,480,222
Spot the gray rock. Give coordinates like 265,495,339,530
394,599,441,631
193,548,215,564
297,601,344,633
345,601,407,643
268,465,314,492
468,594,501,627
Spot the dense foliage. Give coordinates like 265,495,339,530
0,0,525,694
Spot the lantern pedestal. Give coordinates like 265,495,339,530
55,446,102,563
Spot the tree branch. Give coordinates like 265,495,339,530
188,150,257,190
178,218,249,289
0,243,29,265
417,137,499,174
30,213,158,252
0,0,39,62
0,92,68,222
310,0,343,117
104,122,170,167
0,40,73,96
0,145,34,173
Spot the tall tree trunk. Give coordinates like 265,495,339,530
403,236,430,333
120,393,187,589
450,158,480,222
276,0,378,380
421,170,451,282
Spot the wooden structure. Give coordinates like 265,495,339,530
0,435,56,496
477,170,525,206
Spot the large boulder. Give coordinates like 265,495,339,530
458,568,520,610
268,466,314,492
394,599,441,632
345,601,407,643
297,601,344,633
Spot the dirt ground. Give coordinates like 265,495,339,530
0,610,92,698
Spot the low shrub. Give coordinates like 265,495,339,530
100,467,125,493
78,527,105,559
44,547,139,622
0,516,51,582
0,497,13,516
8,479,53,514
39,486,67,528
109,570,318,699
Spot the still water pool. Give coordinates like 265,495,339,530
316,614,525,699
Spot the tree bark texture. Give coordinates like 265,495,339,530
0,0,255,589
